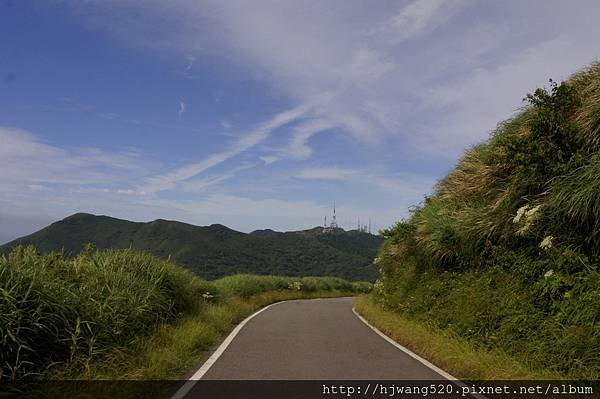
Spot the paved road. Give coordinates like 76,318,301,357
200,297,446,380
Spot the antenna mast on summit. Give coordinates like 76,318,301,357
323,201,338,232
331,200,337,228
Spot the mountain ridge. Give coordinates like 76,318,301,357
0,213,382,281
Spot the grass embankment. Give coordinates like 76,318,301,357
366,63,600,379
0,245,370,381
355,296,559,379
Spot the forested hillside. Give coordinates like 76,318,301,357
1,213,382,281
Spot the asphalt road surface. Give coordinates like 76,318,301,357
200,297,447,380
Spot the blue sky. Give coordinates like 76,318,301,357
1,0,600,243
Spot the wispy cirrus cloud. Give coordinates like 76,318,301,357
76,0,600,163
259,155,279,165
185,54,195,71
84,1,456,152
179,163,258,193
359,0,462,43
178,98,186,117
0,127,150,187
284,118,337,159
140,103,311,193
296,166,435,198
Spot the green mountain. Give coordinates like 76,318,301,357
0,213,382,281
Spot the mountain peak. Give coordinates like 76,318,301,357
1,214,382,281
64,212,96,220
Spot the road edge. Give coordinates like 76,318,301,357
170,300,287,399
172,298,477,399
351,306,459,381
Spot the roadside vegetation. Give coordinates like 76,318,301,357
355,296,559,379
359,62,600,379
0,245,370,381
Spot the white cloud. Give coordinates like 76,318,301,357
285,118,337,159
360,0,450,42
296,166,357,181
179,163,257,193
296,166,435,198
178,98,186,116
0,127,149,186
27,184,52,192
220,119,232,129
81,0,600,161
140,103,310,193
411,33,600,157
185,54,196,71
259,155,279,165
86,2,409,147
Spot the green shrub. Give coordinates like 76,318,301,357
213,274,361,297
0,246,213,380
351,281,373,293
506,80,582,190
214,274,289,297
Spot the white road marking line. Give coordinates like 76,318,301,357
170,300,286,399
172,298,483,399
352,306,486,399
352,306,458,380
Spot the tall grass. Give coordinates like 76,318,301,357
0,246,370,381
374,62,600,379
546,154,600,246
354,296,559,379
0,246,210,380
214,274,362,297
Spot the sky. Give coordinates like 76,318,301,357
1,0,600,243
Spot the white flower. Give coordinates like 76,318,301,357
539,235,554,250
373,257,380,264
373,279,384,295
516,225,529,236
513,205,528,223
525,205,541,217
513,204,543,235
544,270,554,278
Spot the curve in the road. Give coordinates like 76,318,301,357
196,297,453,380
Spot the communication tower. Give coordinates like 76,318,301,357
323,201,339,233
